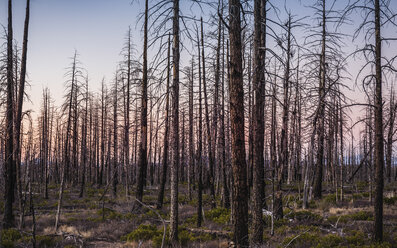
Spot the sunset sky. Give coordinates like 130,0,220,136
1,0,396,140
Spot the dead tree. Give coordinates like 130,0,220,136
79,77,89,198
3,0,15,229
251,0,267,244
201,17,216,208
343,0,397,240
156,35,171,210
228,0,249,246
15,0,30,229
112,74,119,197
386,89,396,183
170,0,180,242
55,51,82,232
137,0,149,203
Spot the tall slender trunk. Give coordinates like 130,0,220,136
156,35,171,210
170,0,180,242
373,0,384,241
113,78,118,197
275,14,292,219
201,18,216,208
15,0,30,229
228,0,249,246
197,30,204,227
251,0,266,244
313,0,326,199
55,52,78,232
188,60,195,200
3,0,15,229
137,0,149,203
386,90,395,183
124,27,132,195
80,79,89,198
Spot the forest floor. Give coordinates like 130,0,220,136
1,181,397,248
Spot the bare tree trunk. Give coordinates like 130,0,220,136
228,0,249,246
80,78,89,198
137,0,149,203
251,0,266,244
188,60,195,201
386,90,395,183
221,32,230,210
275,15,292,220
170,0,180,242
156,35,171,210
313,0,326,199
124,27,133,196
15,0,30,229
55,52,78,232
3,0,15,229
197,31,204,227
373,0,384,241
113,77,119,197
201,18,216,208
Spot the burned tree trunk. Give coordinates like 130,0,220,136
228,0,249,246
170,0,180,242
137,0,149,203
3,0,15,229
373,0,384,241
156,35,171,210
251,0,266,244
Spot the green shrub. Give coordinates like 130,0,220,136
282,232,319,247
349,211,374,221
383,196,397,205
1,228,22,248
97,207,123,220
36,235,60,247
315,234,344,248
345,230,366,246
205,207,230,224
329,210,373,224
122,224,161,242
290,210,322,222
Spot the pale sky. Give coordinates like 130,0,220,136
1,0,396,143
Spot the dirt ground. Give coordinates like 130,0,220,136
1,181,396,247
